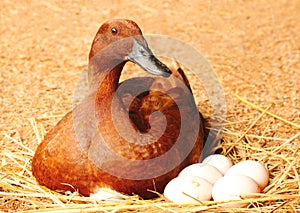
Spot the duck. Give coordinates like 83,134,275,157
32,19,205,199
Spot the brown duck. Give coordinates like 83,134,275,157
32,19,205,199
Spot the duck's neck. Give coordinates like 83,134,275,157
88,53,126,93
97,63,125,96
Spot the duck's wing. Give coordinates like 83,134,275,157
168,61,192,92
118,62,198,131
118,63,205,163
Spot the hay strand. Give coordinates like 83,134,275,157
234,94,300,129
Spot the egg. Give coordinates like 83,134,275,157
178,163,223,184
212,175,259,207
225,160,269,191
164,176,213,202
202,154,233,175
90,188,124,201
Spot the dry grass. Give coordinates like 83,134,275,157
1,95,299,212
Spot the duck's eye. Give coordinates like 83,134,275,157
111,27,118,35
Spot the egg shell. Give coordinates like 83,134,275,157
212,175,259,207
164,176,213,203
179,163,223,184
202,154,233,175
225,160,269,191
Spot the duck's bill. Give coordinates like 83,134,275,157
126,39,171,77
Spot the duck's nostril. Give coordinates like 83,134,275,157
140,49,146,56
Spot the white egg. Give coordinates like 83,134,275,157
212,175,259,207
164,176,213,202
202,154,233,175
90,188,124,201
179,163,223,184
225,160,269,191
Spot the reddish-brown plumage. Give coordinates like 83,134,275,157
32,19,204,199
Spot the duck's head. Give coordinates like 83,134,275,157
89,19,171,77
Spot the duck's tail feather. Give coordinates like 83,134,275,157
200,120,223,161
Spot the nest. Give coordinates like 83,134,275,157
1,92,299,212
